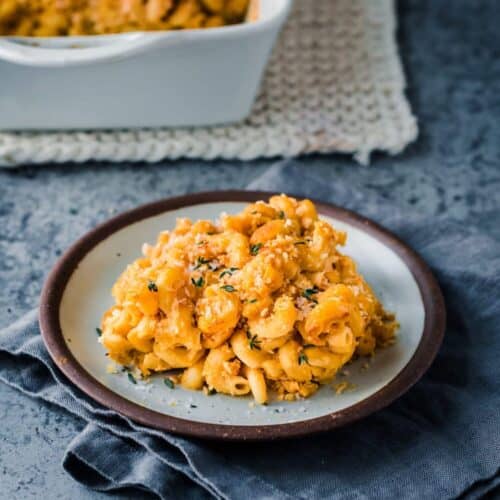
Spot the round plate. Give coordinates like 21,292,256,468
40,191,445,441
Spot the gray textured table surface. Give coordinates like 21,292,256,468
0,0,498,498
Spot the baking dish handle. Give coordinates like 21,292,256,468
0,33,168,67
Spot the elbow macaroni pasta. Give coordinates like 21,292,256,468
100,195,398,403
0,0,250,37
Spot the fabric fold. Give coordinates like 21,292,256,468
63,422,208,500
0,161,499,499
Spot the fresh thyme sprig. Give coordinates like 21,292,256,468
247,331,261,350
194,257,212,270
219,267,239,278
164,378,175,389
298,352,309,365
302,286,319,304
191,276,205,288
250,243,263,256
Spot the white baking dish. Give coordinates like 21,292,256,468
0,0,292,130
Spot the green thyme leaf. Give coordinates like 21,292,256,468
96,327,102,336
191,277,205,288
278,210,285,219
250,243,263,256
127,373,137,384
219,267,239,279
148,280,158,292
298,352,309,365
247,299,258,304
302,287,319,303
220,285,236,292
248,334,261,351
164,378,175,389
194,257,212,270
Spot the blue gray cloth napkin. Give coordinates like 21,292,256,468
1,161,499,500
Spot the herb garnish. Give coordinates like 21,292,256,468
148,280,158,292
96,327,102,337
127,373,137,384
278,210,285,219
190,404,198,408
302,286,319,303
247,332,261,351
247,299,258,304
298,352,309,365
250,243,263,256
219,267,239,278
207,388,217,395
194,257,211,270
164,378,175,389
191,277,205,288
220,285,236,293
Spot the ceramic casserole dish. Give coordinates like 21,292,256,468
0,0,292,130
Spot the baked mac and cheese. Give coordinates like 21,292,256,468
100,195,398,403
0,0,250,36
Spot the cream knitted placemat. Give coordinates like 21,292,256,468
0,0,417,167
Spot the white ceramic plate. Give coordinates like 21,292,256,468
40,191,445,440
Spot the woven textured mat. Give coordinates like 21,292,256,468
0,0,417,167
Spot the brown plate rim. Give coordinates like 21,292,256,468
39,190,446,441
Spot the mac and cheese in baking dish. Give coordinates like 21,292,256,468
0,0,250,37
100,195,398,404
